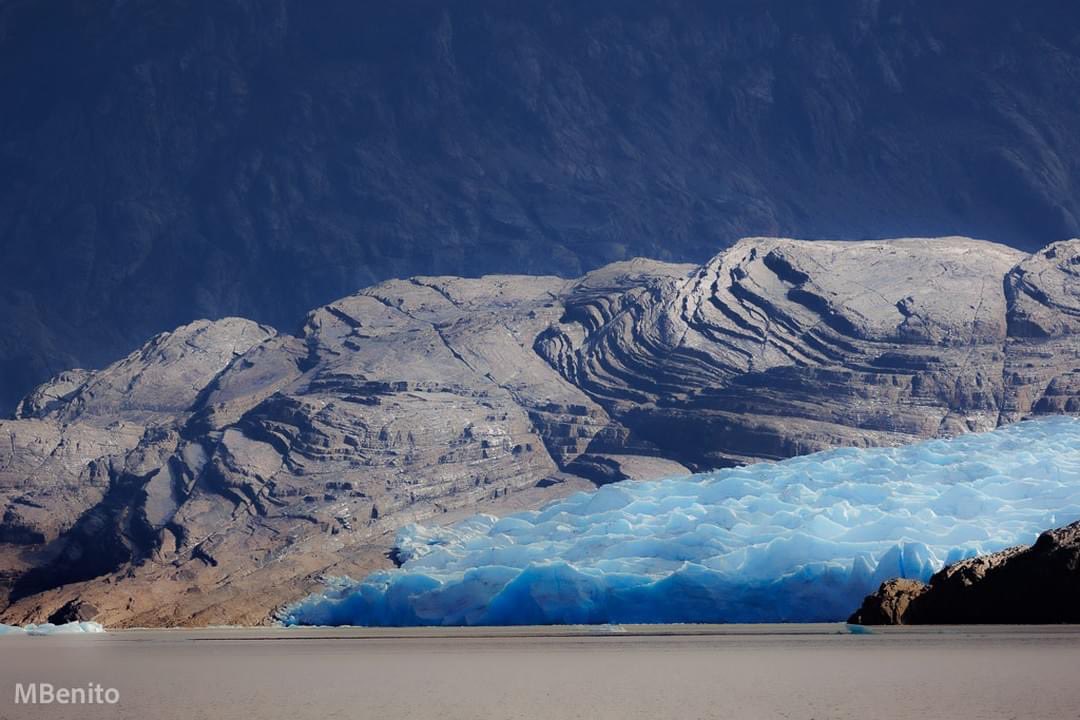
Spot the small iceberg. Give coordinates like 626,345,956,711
0,622,105,636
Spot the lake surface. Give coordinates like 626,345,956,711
2,624,1079,719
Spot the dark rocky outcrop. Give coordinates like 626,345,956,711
2,236,1079,626
46,598,99,625
850,521,1080,624
5,1,1080,409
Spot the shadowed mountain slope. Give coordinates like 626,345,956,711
4,0,1080,407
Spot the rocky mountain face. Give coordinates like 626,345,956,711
1,236,1079,626
4,0,1080,409
850,520,1080,624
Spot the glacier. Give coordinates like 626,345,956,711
284,417,1080,626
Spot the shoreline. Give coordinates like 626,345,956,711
23,621,1080,639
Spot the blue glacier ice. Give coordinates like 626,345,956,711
284,417,1080,626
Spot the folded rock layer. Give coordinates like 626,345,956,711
1,236,1078,626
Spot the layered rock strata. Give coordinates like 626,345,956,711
2,237,1078,626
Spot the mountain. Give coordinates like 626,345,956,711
4,0,1080,409
1,235,1077,626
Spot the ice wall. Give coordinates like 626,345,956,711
285,417,1080,626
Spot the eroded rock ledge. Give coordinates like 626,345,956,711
2,236,1079,626
850,520,1080,624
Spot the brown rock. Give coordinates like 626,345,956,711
848,579,927,625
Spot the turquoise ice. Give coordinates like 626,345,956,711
285,417,1080,626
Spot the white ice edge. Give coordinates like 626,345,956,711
0,621,105,636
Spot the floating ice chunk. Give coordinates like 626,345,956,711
0,622,105,636
284,417,1080,626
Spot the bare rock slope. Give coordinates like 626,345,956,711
2,237,1079,626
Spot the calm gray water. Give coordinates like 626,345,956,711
2,624,1079,720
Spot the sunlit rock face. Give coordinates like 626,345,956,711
537,237,1032,468
285,417,1080,626
2,237,1079,627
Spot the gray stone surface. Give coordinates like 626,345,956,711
2,236,1079,626
536,237,1033,468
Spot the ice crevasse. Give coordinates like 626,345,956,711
284,417,1080,626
